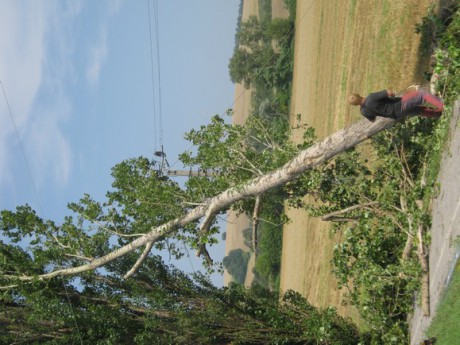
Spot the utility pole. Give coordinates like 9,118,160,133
153,149,216,177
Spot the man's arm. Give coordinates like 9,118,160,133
361,106,377,122
371,89,393,100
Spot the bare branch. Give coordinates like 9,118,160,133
50,234,71,249
400,195,414,261
247,133,277,151
417,223,430,316
64,253,94,262
400,143,415,186
401,235,414,262
196,244,213,265
256,218,284,227
124,241,154,279
199,204,216,235
393,142,415,188
195,201,217,265
228,147,263,176
181,201,208,206
321,202,379,221
79,212,144,238
252,195,262,251
401,178,430,315
233,163,262,175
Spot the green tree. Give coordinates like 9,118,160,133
0,110,407,344
293,115,449,343
0,108,446,344
1,212,360,344
222,248,250,284
228,15,294,89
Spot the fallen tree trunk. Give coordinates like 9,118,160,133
3,116,400,283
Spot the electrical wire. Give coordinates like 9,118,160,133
147,0,158,151
153,0,164,148
1,81,43,216
1,80,84,345
147,0,164,152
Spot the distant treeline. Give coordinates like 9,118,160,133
233,0,244,49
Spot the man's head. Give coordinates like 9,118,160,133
348,93,364,106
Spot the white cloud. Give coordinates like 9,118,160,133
86,27,109,88
25,89,74,187
0,1,81,191
0,2,46,127
0,0,124,196
85,0,124,88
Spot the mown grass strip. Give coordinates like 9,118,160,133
426,257,460,343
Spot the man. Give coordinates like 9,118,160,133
349,89,444,122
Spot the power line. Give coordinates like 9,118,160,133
153,0,164,148
147,0,164,151
1,80,43,216
156,4,308,176
1,80,84,345
147,0,158,151
146,2,305,164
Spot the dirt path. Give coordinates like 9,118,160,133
410,100,460,344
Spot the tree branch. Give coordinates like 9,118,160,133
417,223,430,317
196,244,213,265
228,147,264,176
91,216,145,238
124,241,154,279
252,195,262,250
50,233,71,249
64,253,94,262
321,202,379,221
400,195,414,261
195,198,218,264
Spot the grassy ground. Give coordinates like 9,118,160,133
426,257,460,344
280,0,437,323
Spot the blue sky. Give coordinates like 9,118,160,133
0,0,240,286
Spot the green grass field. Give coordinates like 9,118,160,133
426,256,460,344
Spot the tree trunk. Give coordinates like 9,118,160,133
4,117,400,282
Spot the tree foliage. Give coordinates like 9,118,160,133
297,113,452,342
228,15,294,90
1,109,405,343
222,249,250,285
1,4,457,344
1,239,360,344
